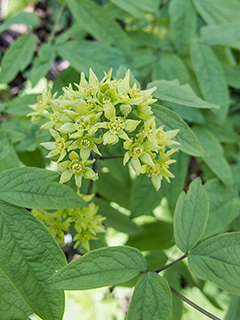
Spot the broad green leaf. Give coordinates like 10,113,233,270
0,34,38,84
192,126,234,185
174,178,209,253
152,103,206,157
126,30,160,48
190,41,228,124
56,40,125,79
170,103,205,125
223,65,240,89
67,0,129,51
29,44,56,87
152,54,190,84
126,220,173,251
0,200,67,320
52,67,80,97
18,148,46,169
0,167,86,209
192,0,240,25
130,48,156,69
0,11,40,33
148,80,219,109
202,179,239,239
169,0,197,51
6,94,39,116
201,24,240,50
188,232,240,296
48,246,147,290
205,118,238,144
225,296,240,320
110,0,160,19
94,197,143,235
127,272,172,320
0,144,21,173
0,128,26,143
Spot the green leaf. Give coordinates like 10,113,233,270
0,34,38,84
127,272,172,320
0,167,86,209
169,0,197,51
225,296,240,320
190,41,229,124
126,30,160,48
174,178,209,253
56,40,125,79
223,65,240,89
191,0,240,25
201,24,240,50
126,220,173,251
192,126,234,185
0,11,40,33
94,197,143,235
188,232,240,296
29,44,56,87
152,54,190,84
48,246,147,290
130,48,156,69
152,103,206,157
202,179,239,239
6,0,38,18
67,0,129,51
6,94,39,116
52,67,80,97
0,200,67,320
170,103,205,125
148,79,219,109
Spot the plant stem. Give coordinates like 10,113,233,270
99,155,124,160
155,254,187,273
87,145,105,195
170,286,221,320
48,0,66,44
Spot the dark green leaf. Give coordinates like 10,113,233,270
202,179,239,239
148,79,219,109
188,232,240,296
0,11,40,33
56,40,126,79
126,220,173,251
127,272,172,320
0,167,86,209
52,67,80,97
223,65,240,89
174,178,209,253
152,103,206,157
6,94,39,116
67,0,129,51
29,44,56,87
130,48,156,69
48,246,147,290
190,41,229,124
0,200,67,320
225,296,240,320
0,34,38,84
192,126,234,185
169,0,197,51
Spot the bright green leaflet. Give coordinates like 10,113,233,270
0,34,38,84
0,200,67,320
192,126,234,185
29,43,56,87
67,0,129,52
0,11,40,33
188,232,240,296
201,24,240,50
127,272,172,320
0,167,86,209
148,80,219,109
191,0,240,25
202,179,239,239
48,246,147,290
152,103,206,157
174,177,209,253
169,0,197,51
190,41,228,124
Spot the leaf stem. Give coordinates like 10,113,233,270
155,253,187,273
48,0,67,44
87,145,105,195
170,286,221,320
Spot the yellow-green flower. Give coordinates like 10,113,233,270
59,151,98,188
68,134,102,161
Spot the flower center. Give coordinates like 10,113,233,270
109,117,125,134
72,162,84,174
130,143,144,159
55,138,65,151
79,138,91,149
146,165,161,177
50,112,60,123
75,116,90,131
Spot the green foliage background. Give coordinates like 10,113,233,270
0,0,240,319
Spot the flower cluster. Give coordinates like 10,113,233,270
31,202,105,251
28,68,179,190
